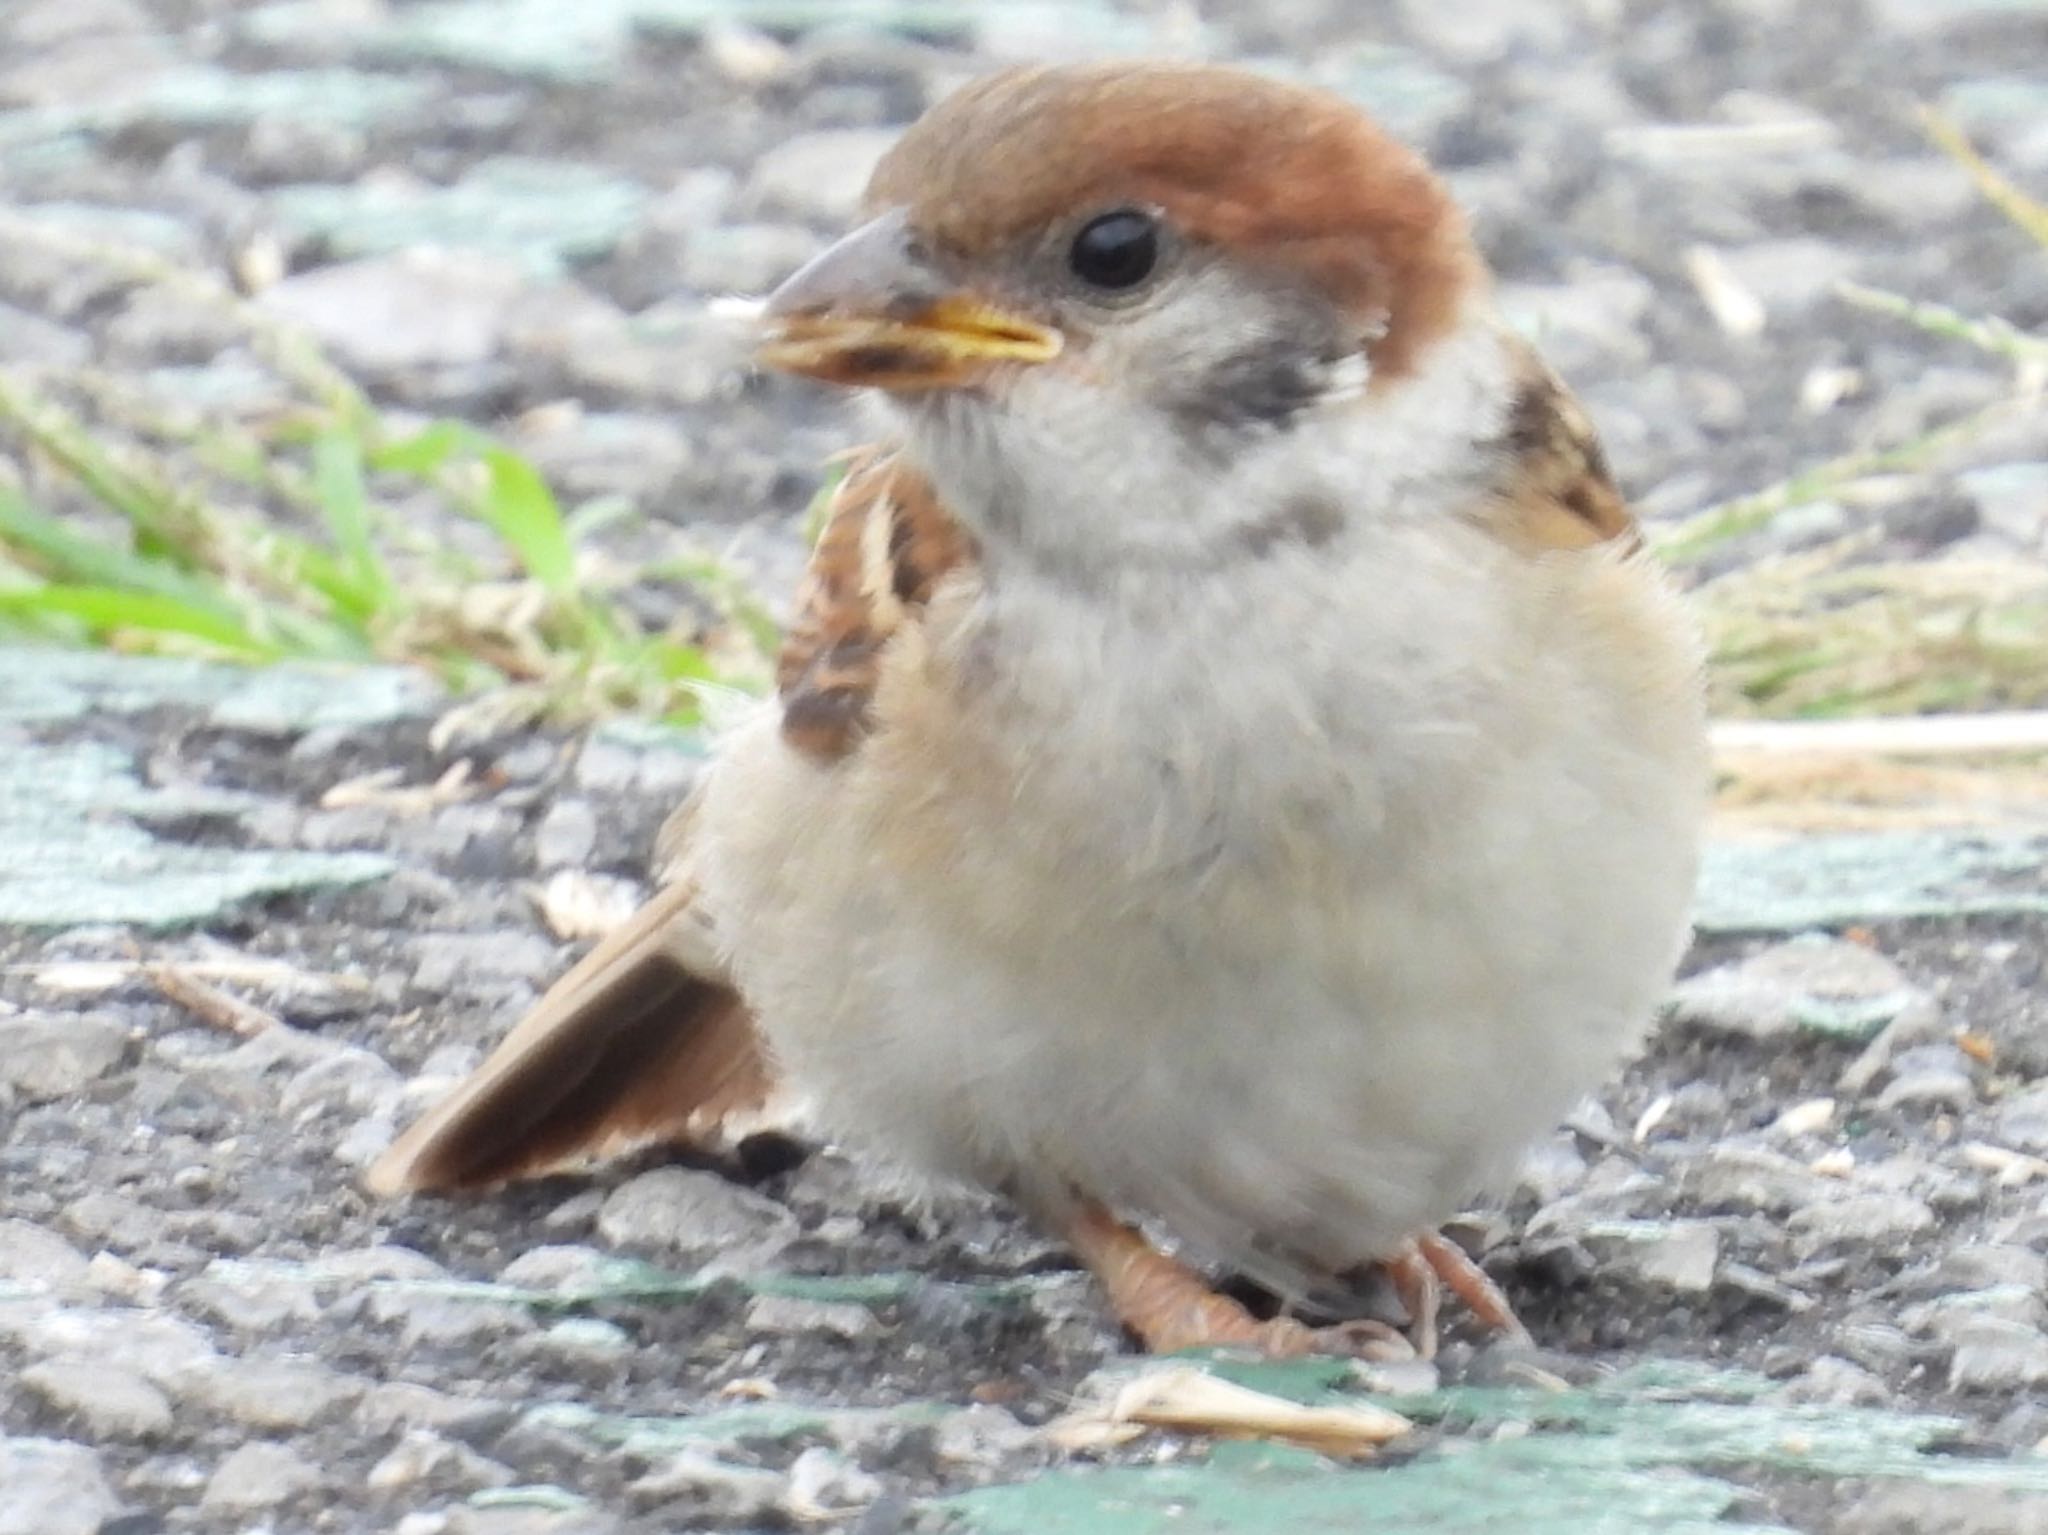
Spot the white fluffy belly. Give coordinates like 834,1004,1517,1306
702,676,1698,1286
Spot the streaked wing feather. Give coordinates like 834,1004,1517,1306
776,448,976,762
1486,341,1637,552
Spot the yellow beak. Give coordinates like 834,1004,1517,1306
756,208,1061,390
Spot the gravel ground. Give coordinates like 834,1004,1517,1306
2,1,2048,1531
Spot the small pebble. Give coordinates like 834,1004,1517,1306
0,1221,93,1292
356,1382,506,1438
1668,937,1930,1044
743,128,897,224
1949,1320,2048,1394
744,1294,882,1341
173,1356,363,1431
200,1441,324,1511
1788,1193,1935,1258
629,1448,786,1521
537,1317,633,1360
1770,1098,1836,1139
367,1430,517,1493
1780,1355,1889,1408
933,1404,1038,1466
0,1437,123,1535
785,1447,885,1520
11,1307,219,1387
498,1245,613,1292
1581,1220,1722,1293
18,1359,173,1441
1688,1146,1838,1215
1875,1045,1977,1112
0,1013,127,1100
1997,1085,2048,1153
533,799,599,869
596,1168,797,1268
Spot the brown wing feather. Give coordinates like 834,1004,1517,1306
366,866,772,1196
776,449,976,763
371,449,970,1195
1484,341,1638,553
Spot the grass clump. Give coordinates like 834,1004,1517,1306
1660,109,2048,721
0,214,773,728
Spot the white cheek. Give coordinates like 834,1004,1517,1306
902,303,1516,573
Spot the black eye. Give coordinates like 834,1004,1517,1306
1067,209,1160,290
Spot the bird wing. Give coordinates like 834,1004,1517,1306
1482,339,1639,552
775,446,977,763
367,449,971,1195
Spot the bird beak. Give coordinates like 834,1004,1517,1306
757,207,1062,390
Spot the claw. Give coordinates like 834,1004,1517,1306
1061,1201,1532,1360
1380,1230,1531,1358
1063,1203,1413,1360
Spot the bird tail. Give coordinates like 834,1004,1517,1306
364,876,774,1196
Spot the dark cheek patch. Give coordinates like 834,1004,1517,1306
1168,293,1359,432
1188,346,1350,428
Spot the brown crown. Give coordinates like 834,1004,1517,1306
865,62,1483,384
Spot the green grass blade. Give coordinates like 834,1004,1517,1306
647,640,719,682
0,486,368,659
1837,282,2048,368
563,494,638,543
0,378,192,549
310,429,394,608
1923,106,2048,249
368,420,478,476
0,584,280,658
476,448,576,592
245,532,385,642
0,485,224,606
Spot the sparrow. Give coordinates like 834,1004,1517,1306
369,61,1707,1359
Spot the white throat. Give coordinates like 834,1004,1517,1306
896,308,1516,584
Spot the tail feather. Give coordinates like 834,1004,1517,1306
365,878,774,1196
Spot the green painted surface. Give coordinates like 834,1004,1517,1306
0,736,392,928
1787,989,1922,1041
130,67,433,130
0,68,429,163
941,1362,2048,1534
1696,830,2048,934
271,158,650,276
948,1438,1785,1535
0,649,436,731
366,1258,1037,1313
0,651,419,929
0,202,199,256
468,1485,591,1512
241,0,1177,81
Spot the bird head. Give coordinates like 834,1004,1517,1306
758,63,1499,573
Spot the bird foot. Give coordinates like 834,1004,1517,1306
1061,1202,1414,1360
1378,1229,1532,1360
1062,1202,1531,1361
